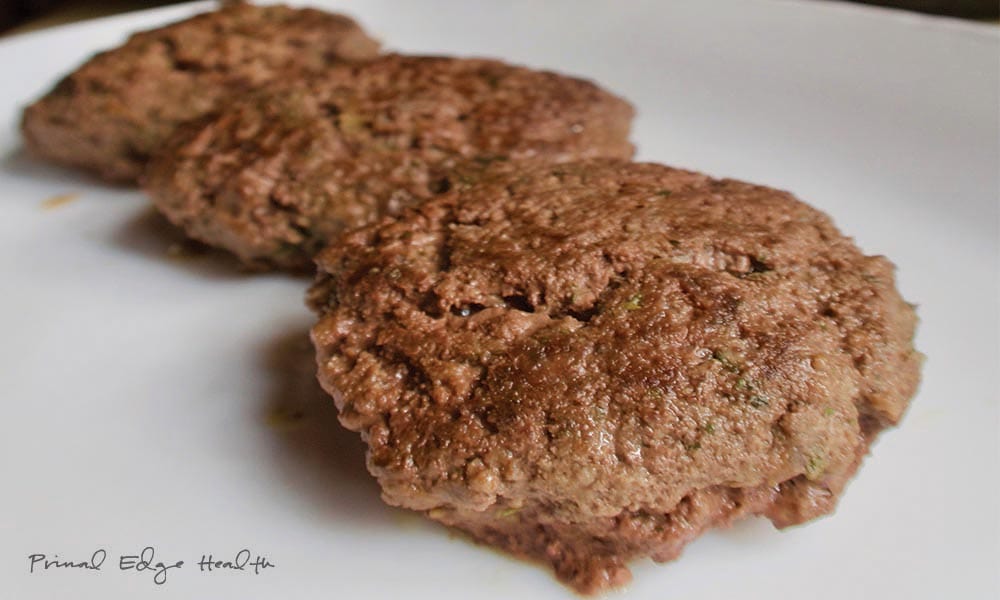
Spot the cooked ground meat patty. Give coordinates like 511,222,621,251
20,2,380,182
143,54,635,271
307,160,922,593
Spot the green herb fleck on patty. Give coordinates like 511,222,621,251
712,349,741,372
623,294,642,311
805,452,827,480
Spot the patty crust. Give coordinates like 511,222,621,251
21,2,380,182
307,160,922,593
143,54,635,270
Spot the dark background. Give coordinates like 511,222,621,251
851,0,998,16
1,0,998,34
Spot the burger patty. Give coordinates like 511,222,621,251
143,54,635,271
20,2,380,182
307,160,922,593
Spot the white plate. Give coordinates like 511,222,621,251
1,1,997,598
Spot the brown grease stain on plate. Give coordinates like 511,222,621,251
41,193,80,210
166,239,211,260
266,406,308,431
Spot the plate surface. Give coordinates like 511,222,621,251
1,1,997,598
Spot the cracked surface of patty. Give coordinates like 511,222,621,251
308,160,922,593
20,2,380,182
143,54,635,270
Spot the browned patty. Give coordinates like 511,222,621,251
143,54,635,271
308,160,922,594
20,2,380,182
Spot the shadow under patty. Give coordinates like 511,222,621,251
258,324,419,528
